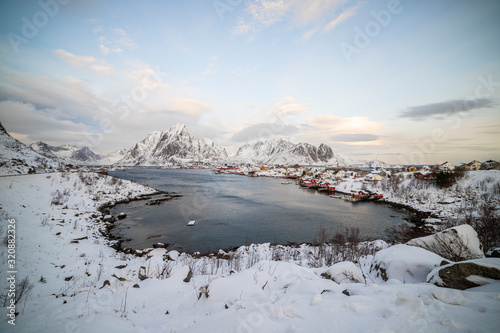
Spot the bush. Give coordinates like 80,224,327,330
434,171,456,188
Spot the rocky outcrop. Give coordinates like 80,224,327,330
427,258,500,290
369,244,444,283
406,225,484,262
322,261,364,284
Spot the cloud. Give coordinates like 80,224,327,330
169,98,212,116
273,96,308,115
0,100,91,146
310,114,384,133
322,5,359,33
231,121,298,142
202,55,219,75
398,98,497,120
331,133,380,142
88,20,136,54
234,0,356,37
54,49,113,75
232,17,254,35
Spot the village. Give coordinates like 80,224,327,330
210,159,500,202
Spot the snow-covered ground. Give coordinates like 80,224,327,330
335,171,500,221
1,172,499,332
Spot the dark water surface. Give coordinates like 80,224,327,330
109,168,407,252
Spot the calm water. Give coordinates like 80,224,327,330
109,168,407,252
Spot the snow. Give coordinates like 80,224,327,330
1,172,500,332
117,123,227,166
370,244,445,283
407,224,484,261
323,261,364,284
335,170,500,222
427,258,500,288
232,138,346,166
0,123,64,175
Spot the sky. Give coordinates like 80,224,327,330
0,0,499,165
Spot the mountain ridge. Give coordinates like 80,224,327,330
116,123,228,166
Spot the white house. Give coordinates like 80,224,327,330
365,173,383,181
438,161,455,171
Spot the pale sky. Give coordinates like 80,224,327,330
0,0,499,164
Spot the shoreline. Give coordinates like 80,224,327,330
102,170,430,256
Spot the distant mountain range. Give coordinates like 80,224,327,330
30,142,127,165
116,123,228,166
0,121,391,172
232,138,347,166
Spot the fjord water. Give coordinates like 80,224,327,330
110,169,407,252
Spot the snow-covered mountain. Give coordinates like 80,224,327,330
99,148,128,165
116,123,228,166
30,142,127,165
0,122,64,175
233,138,346,166
363,159,392,169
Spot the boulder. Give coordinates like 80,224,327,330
323,261,364,284
370,244,444,283
407,224,484,262
427,258,500,290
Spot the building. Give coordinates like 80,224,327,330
365,173,383,181
407,166,418,172
466,160,482,171
438,161,455,172
481,160,500,170
413,171,433,180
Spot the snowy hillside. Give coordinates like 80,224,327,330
0,172,499,332
98,148,129,165
234,138,347,166
30,141,127,165
0,122,64,175
116,123,228,166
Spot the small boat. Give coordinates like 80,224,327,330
281,181,290,184
187,220,196,226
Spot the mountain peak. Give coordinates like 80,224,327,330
168,123,188,136
116,124,227,165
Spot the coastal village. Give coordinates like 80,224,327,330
210,159,500,202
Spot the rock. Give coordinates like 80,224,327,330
103,215,113,222
427,258,500,290
323,261,364,284
117,212,127,220
407,224,485,262
370,244,444,283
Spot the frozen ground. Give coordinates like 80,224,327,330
334,171,500,221
0,172,499,332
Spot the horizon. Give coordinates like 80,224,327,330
1,0,499,165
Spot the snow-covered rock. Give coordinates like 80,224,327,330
323,261,364,284
370,244,444,283
116,123,227,165
427,258,500,290
407,225,484,262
